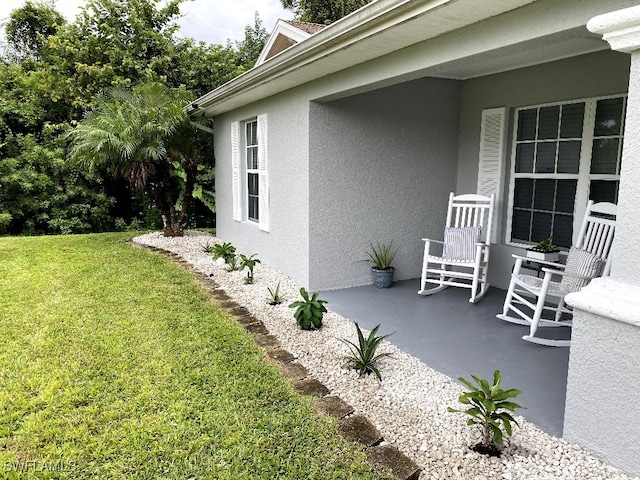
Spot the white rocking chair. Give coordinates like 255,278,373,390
418,192,495,303
497,201,617,347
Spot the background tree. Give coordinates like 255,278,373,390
66,83,213,237
0,0,268,235
280,0,372,24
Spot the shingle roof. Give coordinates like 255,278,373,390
283,20,327,35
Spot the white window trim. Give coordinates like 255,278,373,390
504,94,625,249
230,115,269,232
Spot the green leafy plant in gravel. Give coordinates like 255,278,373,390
340,323,394,381
239,253,260,284
267,282,284,305
226,254,242,271
448,370,524,456
289,287,327,330
0,233,383,479
212,241,237,262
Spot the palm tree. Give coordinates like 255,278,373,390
67,83,213,236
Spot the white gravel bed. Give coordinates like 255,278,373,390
133,231,638,480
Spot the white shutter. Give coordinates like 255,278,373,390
231,121,241,222
477,107,506,244
257,114,269,232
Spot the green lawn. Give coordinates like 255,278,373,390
0,233,380,479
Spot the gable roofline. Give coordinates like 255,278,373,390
189,0,539,118
255,19,325,66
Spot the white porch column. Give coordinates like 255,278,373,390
562,7,640,477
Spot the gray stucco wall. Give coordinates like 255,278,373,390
308,78,461,290
457,50,631,289
563,280,640,477
214,91,312,287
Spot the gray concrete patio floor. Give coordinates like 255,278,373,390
321,279,571,438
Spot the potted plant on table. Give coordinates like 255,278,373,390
362,241,398,289
526,236,560,262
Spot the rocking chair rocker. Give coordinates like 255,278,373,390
497,201,617,347
418,192,495,303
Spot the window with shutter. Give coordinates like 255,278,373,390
231,115,269,230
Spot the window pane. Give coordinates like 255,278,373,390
518,109,537,141
246,146,258,170
590,180,619,203
590,138,619,174
560,103,585,138
248,197,258,221
555,180,577,213
512,210,531,242
594,98,624,136
515,143,534,173
531,212,553,242
538,106,560,140
533,179,555,211
557,141,580,174
514,179,533,208
535,142,557,173
552,214,573,248
248,173,259,195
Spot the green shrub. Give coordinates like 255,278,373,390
212,242,237,263
340,323,393,381
289,288,327,330
448,370,524,456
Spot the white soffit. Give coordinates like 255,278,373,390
191,0,540,116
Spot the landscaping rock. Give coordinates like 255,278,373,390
266,348,295,364
336,415,383,447
293,378,330,397
254,334,280,348
366,444,421,480
244,322,268,335
278,361,308,380
314,395,354,419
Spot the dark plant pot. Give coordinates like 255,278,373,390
372,267,394,288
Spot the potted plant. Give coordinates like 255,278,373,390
526,236,560,262
362,241,398,289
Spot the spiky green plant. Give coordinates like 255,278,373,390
288,288,327,330
361,241,398,270
226,255,241,271
201,242,214,253
340,323,394,381
266,282,284,305
448,370,524,455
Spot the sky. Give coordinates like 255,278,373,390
0,0,292,45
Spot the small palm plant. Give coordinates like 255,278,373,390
289,288,327,330
448,370,524,456
340,323,394,381
239,253,260,284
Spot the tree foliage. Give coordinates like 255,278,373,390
67,83,214,236
0,0,268,235
280,0,372,24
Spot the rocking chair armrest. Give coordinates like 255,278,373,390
511,253,565,269
540,267,594,280
422,238,444,245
